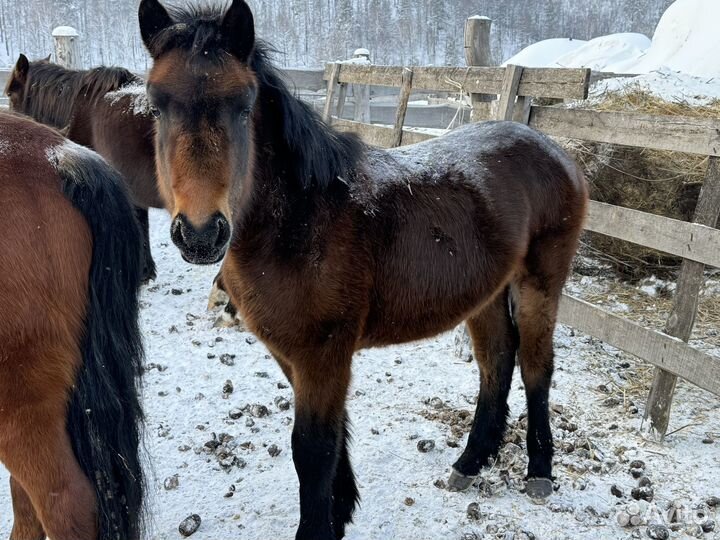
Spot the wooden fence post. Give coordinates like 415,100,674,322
391,68,413,148
495,64,523,121
336,83,349,118
464,16,493,121
323,62,341,123
643,156,720,438
455,16,494,357
52,26,80,69
352,48,371,123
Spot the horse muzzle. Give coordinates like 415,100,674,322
171,212,230,265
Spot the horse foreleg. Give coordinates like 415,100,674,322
9,476,45,540
291,348,353,540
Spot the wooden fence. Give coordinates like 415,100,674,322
321,59,720,439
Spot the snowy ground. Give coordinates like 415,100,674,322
1,210,719,539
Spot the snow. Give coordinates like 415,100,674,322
105,84,153,117
45,139,105,172
51,26,79,37
588,69,720,106
504,0,720,81
624,0,720,78
503,38,587,68
556,33,651,72
339,56,371,66
1,209,718,539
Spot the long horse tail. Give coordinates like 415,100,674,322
50,140,146,539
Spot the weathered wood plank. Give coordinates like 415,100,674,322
331,118,436,147
586,201,720,268
513,95,532,124
529,106,720,156
335,83,349,118
391,68,414,148
557,295,720,396
323,64,590,100
496,65,524,121
322,63,341,123
644,156,720,436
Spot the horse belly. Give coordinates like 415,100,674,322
362,220,520,347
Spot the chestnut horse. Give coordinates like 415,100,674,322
139,1,588,538
0,113,145,539
5,55,161,282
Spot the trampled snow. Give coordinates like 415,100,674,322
1,210,718,540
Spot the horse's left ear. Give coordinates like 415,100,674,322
14,54,29,81
43,54,52,62
221,0,255,61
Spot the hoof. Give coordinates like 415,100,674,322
214,310,239,328
207,282,230,310
141,266,157,284
525,478,553,501
447,469,477,492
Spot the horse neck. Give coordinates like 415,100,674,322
24,66,85,129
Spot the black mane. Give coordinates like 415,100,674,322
154,3,365,191
21,62,141,129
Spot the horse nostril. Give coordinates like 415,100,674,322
214,217,230,248
171,216,186,247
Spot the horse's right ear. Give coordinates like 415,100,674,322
139,0,173,56
14,54,29,81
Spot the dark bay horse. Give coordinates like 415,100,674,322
0,112,145,539
5,55,162,282
139,1,588,538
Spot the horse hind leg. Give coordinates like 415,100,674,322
135,207,157,283
448,289,519,491
0,349,97,540
9,477,45,540
7,410,97,540
207,271,230,310
209,271,244,329
514,229,578,500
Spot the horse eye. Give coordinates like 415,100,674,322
148,105,161,119
239,108,251,119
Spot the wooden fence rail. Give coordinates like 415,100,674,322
322,54,720,439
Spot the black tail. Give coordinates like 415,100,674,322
52,142,146,540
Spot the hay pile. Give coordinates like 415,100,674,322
560,87,720,279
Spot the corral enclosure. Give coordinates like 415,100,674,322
1,5,720,540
